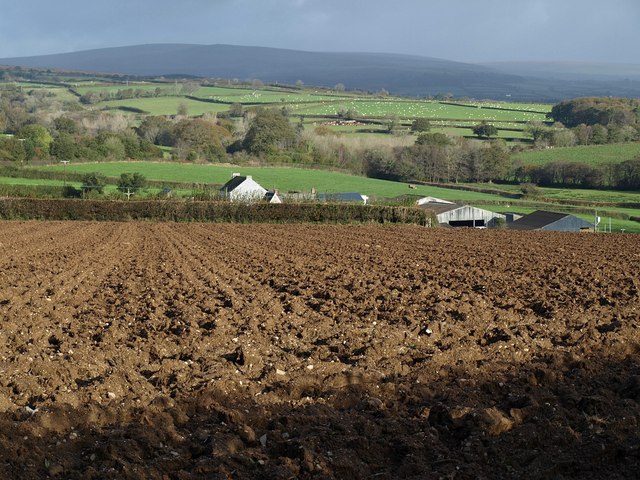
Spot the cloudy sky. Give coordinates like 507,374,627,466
1,0,638,64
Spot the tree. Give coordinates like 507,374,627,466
363,148,416,182
177,102,189,116
52,116,79,135
229,103,244,117
137,116,175,145
549,97,640,128
81,172,107,194
242,109,297,155
18,124,53,160
614,158,640,190
180,82,200,95
415,132,451,146
50,132,79,161
480,141,511,182
117,172,147,195
384,114,400,133
337,108,359,120
0,135,27,163
472,122,498,139
173,118,231,161
411,118,431,133
524,122,549,143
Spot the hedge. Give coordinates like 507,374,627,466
0,198,432,225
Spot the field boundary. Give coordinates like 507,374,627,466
0,198,432,224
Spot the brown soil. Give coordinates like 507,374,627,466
0,221,638,479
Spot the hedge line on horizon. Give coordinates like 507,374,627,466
0,199,432,225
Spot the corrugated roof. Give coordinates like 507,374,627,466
509,210,570,230
417,203,465,214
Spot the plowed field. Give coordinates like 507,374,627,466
0,222,638,479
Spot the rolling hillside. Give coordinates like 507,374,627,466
4,44,640,101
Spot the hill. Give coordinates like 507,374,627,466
4,44,640,101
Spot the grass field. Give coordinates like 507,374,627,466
292,100,550,122
464,182,640,204
35,161,511,202
512,143,640,166
74,84,169,95
96,97,231,116
0,177,77,186
193,87,350,104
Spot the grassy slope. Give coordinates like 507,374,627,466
96,97,230,116
512,143,640,166
36,162,507,202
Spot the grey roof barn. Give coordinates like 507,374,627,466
509,210,593,232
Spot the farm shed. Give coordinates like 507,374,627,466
502,212,523,223
419,202,506,228
219,173,267,202
317,192,369,205
509,210,594,232
265,191,282,204
416,196,454,206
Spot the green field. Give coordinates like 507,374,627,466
35,161,511,202
463,182,640,204
512,143,640,166
0,177,77,186
96,97,231,116
292,100,550,122
74,83,168,95
193,87,350,104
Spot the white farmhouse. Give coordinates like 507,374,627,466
219,173,268,202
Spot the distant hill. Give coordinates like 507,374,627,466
482,61,640,82
2,44,640,101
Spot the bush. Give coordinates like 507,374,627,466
520,183,541,198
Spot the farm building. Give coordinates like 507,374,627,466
501,212,523,223
419,202,506,228
509,210,594,232
219,173,267,202
317,192,369,205
416,196,454,206
264,191,282,204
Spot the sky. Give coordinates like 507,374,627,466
1,0,639,64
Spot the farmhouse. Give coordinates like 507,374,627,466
317,192,369,205
509,210,594,232
219,173,268,202
419,201,505,228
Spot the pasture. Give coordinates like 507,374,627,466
512,143,640,166
96,97,231,116
36,161,510,201
292,100,550,122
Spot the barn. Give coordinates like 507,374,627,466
509,210,594,232
419,201,506,228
